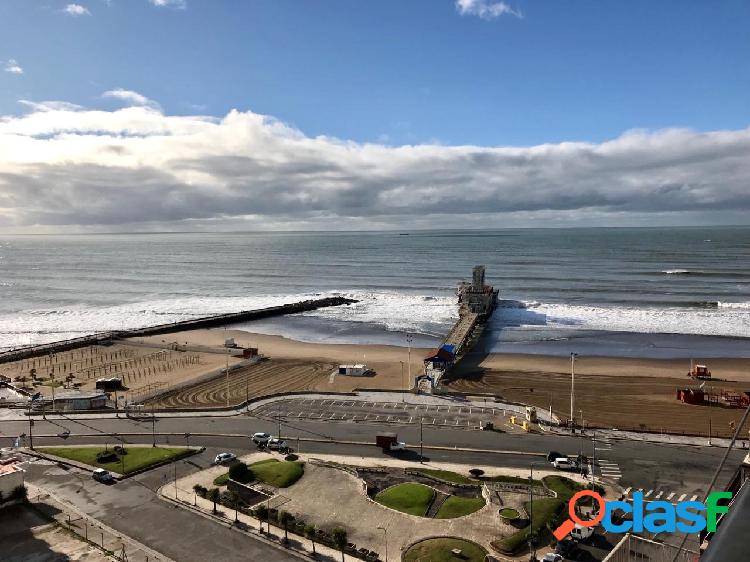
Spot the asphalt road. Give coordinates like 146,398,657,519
21,447,304,562
3,411,744,495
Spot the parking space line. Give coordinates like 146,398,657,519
666,492,674,500
623,487,632,496
677,494,686,502
408,417,413,423
644,490,653,497
689,495,698,502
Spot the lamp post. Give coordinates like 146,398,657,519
570,352,578,432
529,462,542,561
224,326,230,408
400,361,405,403
406,333,413,394
377,526,388,562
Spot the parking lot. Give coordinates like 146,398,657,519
253,398,507,429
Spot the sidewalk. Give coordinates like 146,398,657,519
27,483,175,562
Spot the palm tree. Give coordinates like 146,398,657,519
278,510,293,543
332,527,347,562
304,524,317,556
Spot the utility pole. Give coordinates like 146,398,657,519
570,352,578,432
377,526,388,562
419,419,423,463
406,334,413,395
28,413,34,450
400,361,405,403
225,326,230,408
151,405,156,447
174,459,178,500
529,463,537,560
277,402,281,440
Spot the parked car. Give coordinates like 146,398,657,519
552,457,575,470
267,438,288,451
252,432,272,445
92,468,115,483
542,553,563,562
214,452,237,465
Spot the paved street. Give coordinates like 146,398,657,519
20,448,302,562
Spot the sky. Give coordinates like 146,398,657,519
0,0,749,232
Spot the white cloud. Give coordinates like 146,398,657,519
3,59,24,74
149,0,186,8
102,88,161,110
455,0,522,20
64,3,91,16
0,97,749,230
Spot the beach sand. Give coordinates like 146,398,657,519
133,327,750,436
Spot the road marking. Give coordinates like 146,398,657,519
408,416,413,423
655,491,663,500
677,494,686,502
623,487,632,496
374,415,381,421
666,492,675,500
328,413,336,420
296,412,304,418
363,414,369,420
455,419,460,426
645,490,653,497
689,494,698,502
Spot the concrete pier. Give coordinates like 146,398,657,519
0,296,357,365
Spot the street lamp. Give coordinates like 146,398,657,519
406,333,413,394
528,462,543,561
377,526,388,562
570,352,578,432
400,361,405,403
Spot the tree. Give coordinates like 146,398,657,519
193,484,207,497
10,485,27,502
304,524,317,556
207,487,220,513
278,510,293,543
228,462,252,483
332,527,348,562
256,504,269,531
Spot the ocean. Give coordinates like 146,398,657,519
1,227,749,358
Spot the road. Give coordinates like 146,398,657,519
3,410,745,562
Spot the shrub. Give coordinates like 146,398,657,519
207,487,220,513
255,504,269,520
469,468,485,478
9,485,27,502
193,484,207,497
96,450,118,463
228,462,253,484
285,453,299,461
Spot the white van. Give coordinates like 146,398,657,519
552,457,574,470
570,524,594,541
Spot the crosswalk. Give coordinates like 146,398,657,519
594,436,622,480
621,487,700,504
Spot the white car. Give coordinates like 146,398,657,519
542,554,563,562
552,457,574,470
267,438,288,450
92,468,115,483
570,523,595,541
214,452,237,464
252,432,272,444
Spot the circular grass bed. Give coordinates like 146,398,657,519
499,507,520,519
374,482,434,516
404,537,487,562
435,495,486,519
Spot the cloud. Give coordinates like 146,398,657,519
149,0,186,8
64,3,91,16
102,88,161,110
455,0,522,20
0,97,749,230
3,59,24,74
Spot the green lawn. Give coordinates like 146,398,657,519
213,473,230,486
493,497,565,554
411,468,474,485
484,474,543,486
249,459,303,488
435,495,485,519
37,446,192,474
375,482,434,516
404,538,487,562
499,507,520,519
